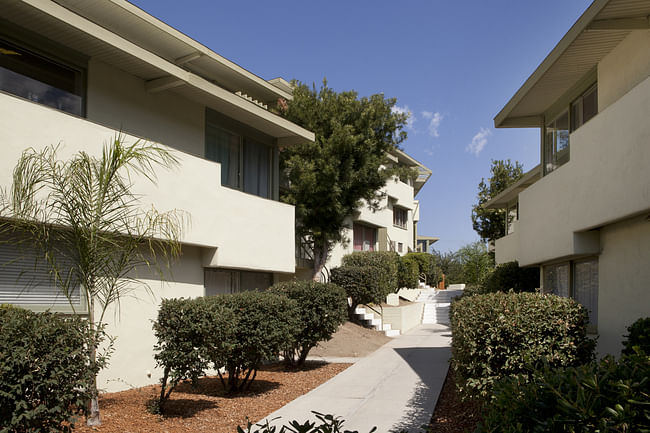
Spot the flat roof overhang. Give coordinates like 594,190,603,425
484,165,541,209
5,0,314,146
494,0,650,129
391,149,433,196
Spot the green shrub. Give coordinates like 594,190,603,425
331,265,387,319
269,281,347,366
622,317,650,355
0,306,107,432
210,291,300,393
479,352,650,432
397,255,419,289
450,292,594,400
341,251,399,293
153,297,235,409
404,252,442,286
240,411,378,433
480,261,539,295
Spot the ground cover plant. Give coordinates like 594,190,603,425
450,291,594,399
0,306,108,432
269,280,347,366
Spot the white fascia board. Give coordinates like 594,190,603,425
24,0,313,143
494,0,610,128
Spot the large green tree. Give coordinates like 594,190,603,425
471,159,523,243
279,80,409,280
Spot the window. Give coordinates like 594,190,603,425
544,84,597,175
204,268,272,296
393,207,408,229
543,258,598,331
0,38,84,116
205,109,274,199
0,239,81,311
397,242,403,253
353,223,376,251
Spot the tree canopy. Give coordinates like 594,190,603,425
471,159,524,243
279,80,409,279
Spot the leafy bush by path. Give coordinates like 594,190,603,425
153,297,235,410
0,306,107,432
210,292,300,393
269,281,347,366
341,251,399,293
479,261,539,295
478,352,650,433
397,254,419,289
450,292,595,399
240,411,377,433
622,317,650,355
404,252,442,286
331,265,385,319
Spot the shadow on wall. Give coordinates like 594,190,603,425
389,346,451,433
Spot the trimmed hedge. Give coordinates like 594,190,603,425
153,297,235,409
330,265,386,319
0,306,106,432
404,252,442,286
397,255,419,289
205,292,300,393
622,317,650,356
450,292,595,399
479,261,539,295
269,281,347,366
341,251,399,293
479,352,650,432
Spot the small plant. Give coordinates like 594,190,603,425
622,316,650,355
451,292,594,400
238,411,378,433
269,281,347,366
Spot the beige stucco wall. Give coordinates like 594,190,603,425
598,30,650,112
381,302,424,334
0,93,296,272
597,215,650,357
517,73,650,266
87,60,205,159
494,226,519,265
325,177,416,270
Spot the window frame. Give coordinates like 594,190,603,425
0,20,87,117
393,206,408,229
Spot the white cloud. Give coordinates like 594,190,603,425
466,127,491,156
392,105,416,130
422,111,443,137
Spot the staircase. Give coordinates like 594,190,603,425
417,285,464,325
354,306,400,337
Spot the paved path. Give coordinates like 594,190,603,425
258,323,453,433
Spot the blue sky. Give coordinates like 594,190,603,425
132,0,593,253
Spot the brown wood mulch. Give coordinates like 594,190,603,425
427,368,483,433
74,362,350,433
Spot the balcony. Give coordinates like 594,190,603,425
0,92,296,273
494,221,519,265
516,75,650,266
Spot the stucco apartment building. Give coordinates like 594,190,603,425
0,0,314,391
487,0,650,356
320,149,435,272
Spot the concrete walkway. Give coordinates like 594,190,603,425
258,323,453,433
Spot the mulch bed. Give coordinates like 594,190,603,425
428,368,483,433
74,361,350,433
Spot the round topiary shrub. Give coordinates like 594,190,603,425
450,292,595,400
0,305,106,432
269,280,347,366
330,265,386,319
341,251,399,293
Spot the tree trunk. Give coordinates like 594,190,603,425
311,242,328,281
87,296,101,426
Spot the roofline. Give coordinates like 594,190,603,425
494,0,610,128
55,0,294,101
29,0,313,143
484,164,541,209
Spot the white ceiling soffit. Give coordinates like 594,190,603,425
494,0,650,128
4,0,312,143
52,0,293,104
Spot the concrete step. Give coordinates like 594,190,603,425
384,329,400,337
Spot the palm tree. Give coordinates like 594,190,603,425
0,136,186,425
